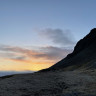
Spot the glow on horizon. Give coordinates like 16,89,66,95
0,58,54,71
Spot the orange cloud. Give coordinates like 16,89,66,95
0,45,72,71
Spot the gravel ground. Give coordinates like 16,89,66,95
0,69,96,96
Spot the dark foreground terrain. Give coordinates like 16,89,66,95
0,69,96,96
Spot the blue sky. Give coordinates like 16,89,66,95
0,0,96,72
1,0,96,46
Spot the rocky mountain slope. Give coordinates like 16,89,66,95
48,28,96,70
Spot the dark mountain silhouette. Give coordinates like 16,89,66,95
41,28,96,72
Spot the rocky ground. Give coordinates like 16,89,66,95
0,69,96,96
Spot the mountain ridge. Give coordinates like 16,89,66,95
40,28,96,72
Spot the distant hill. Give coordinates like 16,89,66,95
41,28,96,71
0,71,34,77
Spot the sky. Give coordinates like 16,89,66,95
0,0,96,72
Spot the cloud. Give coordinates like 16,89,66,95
0,45,36,54
0,28,75,64
34,46,72,60
0,45,72,62
39,28,75,47
9,56,27,61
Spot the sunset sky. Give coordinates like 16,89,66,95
0,0,96,72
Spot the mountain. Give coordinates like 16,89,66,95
44,28,96,71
